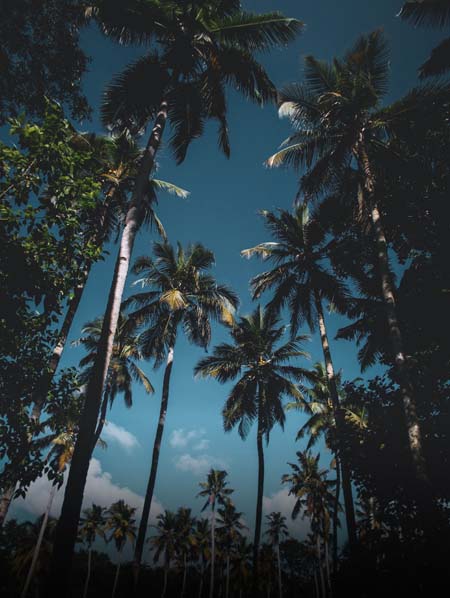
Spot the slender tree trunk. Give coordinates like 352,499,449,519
314,291,357,548
316,537,326,598
210,506,216,598
83,547,92,598
225,555,230,598
313,569,320,598
182,553,187,597
133,346,174,587
92,389,110,450
21,484,57,598
0,484,15,526
253,408,265,596
198,561,204,598
162,564,168,598
332,455,341,573
47,102,168,597
112,560,121,598
323,537,331,597
356,142,429,486
276,544,282,598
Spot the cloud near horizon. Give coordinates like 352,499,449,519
101,421,140,453
174,453,229,476
263,488,310,538
12,458,163,524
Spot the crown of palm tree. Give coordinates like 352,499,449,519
76,313,154,408
125,241,239,365
197,468,234,511
264,512,288,546
105,500,137,552
151,510,180,565
243,204,349,335
90,0,303,162
216,499,247,549
79,504,107,547
195,305,312,441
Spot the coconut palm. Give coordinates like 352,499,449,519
50,4,303,588
198,469,234,598
217,500,247,598
105,500,137,598
78,504,107,598
75,313,154,447
195,305,312,586
399,0,450,77
282,451,335,595
232,537,253,598
175,507,195,598
266,31,450,488
151,510,179,598
124,242,238,582
243,204,356,546
265,512,288,598
192,517,211,598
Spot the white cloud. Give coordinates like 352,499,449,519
174,453,228,477
193,439,210,451
263,488,310,538
101,421,140,453
13,458,163,525
169,428,206,449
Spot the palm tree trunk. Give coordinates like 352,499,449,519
133,345,174,586
323,537,331,597
314,291,357,548
332,455,341,573
316,537,326,598
111,561,121,598
92,389,110,450
21,484,57,598
0,484,15,526
313,570,320,598
276,544,282,598
209,506,216,598
182,553,187,597
253,408,265,595
83,547,92,598
162,564,169,598
198,568,204,598
225,555,230,598
357,142,429,486
47,101,168,597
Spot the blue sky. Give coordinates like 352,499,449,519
13,0,444,554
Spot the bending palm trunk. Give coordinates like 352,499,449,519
314,292,357,546
133,346,174,584
48,102,168,595
357,143,428,485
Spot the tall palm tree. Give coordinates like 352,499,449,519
217,500,247,598
282,451,335,596
50,4,303,590
105,500,137,598
192,518,211,598
243,205,356,546
266,31,450,488
198,469,234,598
232,537,253,598
151,510,179,598
125,241,238,583
75,313,154,447
265,512,288,598
399,0,450,77
48,169,185,594
78,504,107,598
195,305,312,586
175,507,195,598
287,362,344,571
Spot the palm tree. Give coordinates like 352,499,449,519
282,451,335,596
217,500,247,598
198,469,234,598
399,0,450,77
195,305,312,586
124,241,238,582
232,537,253,598
192,518,211,598
287,363,343,571
21,429,76,598
266,31,450,488
265,513,288,598
75,313,154,447
78,504,107,598
151,510,178,598
105,500,137,598
175,507,195,598
50,4,303,589
243,205,357,547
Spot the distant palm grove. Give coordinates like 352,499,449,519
1,1,450,598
